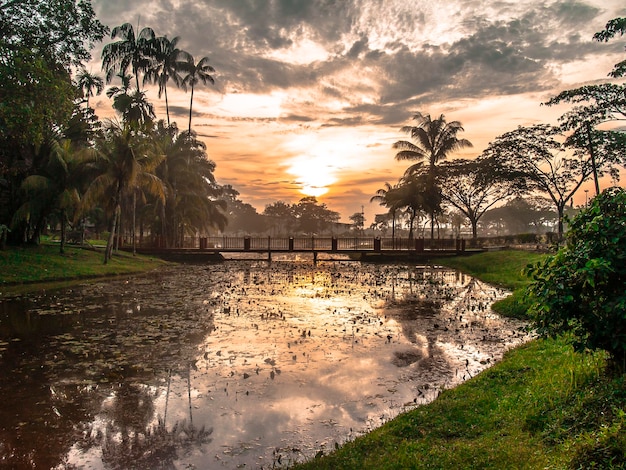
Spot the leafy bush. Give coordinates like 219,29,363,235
526,187,626,370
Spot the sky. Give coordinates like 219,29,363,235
88,0,626,224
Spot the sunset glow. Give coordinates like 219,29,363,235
286,154,338,197
89,0,625,222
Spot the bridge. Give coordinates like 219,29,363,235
129,236,469,261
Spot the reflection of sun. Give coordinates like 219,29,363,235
287,155,337,197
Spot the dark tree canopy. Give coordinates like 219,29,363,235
593,17,626,78
0,0,108,67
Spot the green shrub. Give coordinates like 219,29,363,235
526,187,626,370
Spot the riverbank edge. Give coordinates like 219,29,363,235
2,246,623,468
0,243,170,296
294,250,626,469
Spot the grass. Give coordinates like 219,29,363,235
433,249,546,290
294,249,626,470
0,242,168,293
434,250,547,319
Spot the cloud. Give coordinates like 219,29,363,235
90,0,625,218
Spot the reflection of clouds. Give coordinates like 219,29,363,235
1,261,531,469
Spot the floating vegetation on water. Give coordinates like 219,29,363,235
0,260,530,469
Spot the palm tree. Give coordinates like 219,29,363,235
18,139,99,253
87,121,164,263
145,36,192,126
101,22,156,91
370,182,402,246
106,73,156,127
181,55,215,135
75,69,104,110
152,123,226,246
393,112,472,239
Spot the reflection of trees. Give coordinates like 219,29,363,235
76,380,212,470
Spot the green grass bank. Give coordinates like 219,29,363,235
295,250,626,470
0,243,168,295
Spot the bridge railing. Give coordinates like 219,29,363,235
161,236,465,252
127,236,465,252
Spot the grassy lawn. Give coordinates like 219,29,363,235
295,249,626,469
0,242,168,292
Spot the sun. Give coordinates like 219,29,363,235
286,155,337,197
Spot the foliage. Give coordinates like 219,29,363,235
484,124,597,238
16,138,99,253
482,196,556,236
101,23,156,90
527,187,626,369
152,123,226,245
0,46,75,147
393,112,472,240
348,211,365,233
292,196,340,234
144,35,192,126
0,0,108,67
370,182,402,238
438,156,521,239
88,121,164,262
593,17,626,78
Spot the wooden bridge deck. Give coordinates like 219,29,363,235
128,236,470,261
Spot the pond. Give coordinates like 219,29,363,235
0,258,530,469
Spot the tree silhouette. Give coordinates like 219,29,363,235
181,56,215,135
145,36,192,126
75,69,104,110
393,113,472,239
101,23,156,91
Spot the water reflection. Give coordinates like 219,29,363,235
0,261,529,469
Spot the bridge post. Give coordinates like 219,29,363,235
415,238,424,252
374,237,381,252
289,237,294,251
331,237,338,252
244,236,251,251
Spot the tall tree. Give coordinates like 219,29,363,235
370,182,402,242
393,112,472,239
293,197,340,234
395,171,437,240
0,0,108,67
17,139,99,253
106,73,156,127
101,22,156,91
152,123,226,246
484,124,599,238
263,201,296,236
438,156,521,239
145,36,192,126
181,55,215,135
75,68,104,110
88,122,164,263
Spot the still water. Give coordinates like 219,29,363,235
0,258,530,469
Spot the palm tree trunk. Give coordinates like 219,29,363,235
430,212,435,241
60,210,66,255
188,85,195,135
132,189,137,256
104,205,120,264
164,82,170,127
